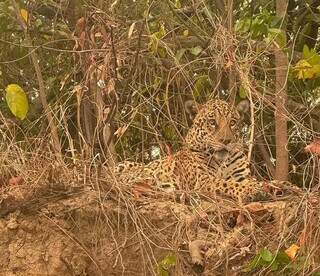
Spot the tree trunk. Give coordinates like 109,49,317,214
275,0,289,181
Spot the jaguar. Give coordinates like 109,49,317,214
112,99,268,203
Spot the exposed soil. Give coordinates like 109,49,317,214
0,165,319,276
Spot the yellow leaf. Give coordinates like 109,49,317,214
20,9,28,24
285,244,300,260
183,29,189,36
294,59,316,80
5,84,29,120
312,64,320,78
303,69,315,79
294,59,312,70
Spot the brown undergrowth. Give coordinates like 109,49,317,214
0,148,319,276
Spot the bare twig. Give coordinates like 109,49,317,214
256,134,275,177
11,0,62,159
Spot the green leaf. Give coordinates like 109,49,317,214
270,261,279,271
149,35,158,53
275,251,291,265
161,254,177,268
303,44,310,59
56,30,70,38
270,15,282,28
153,76,163,90
157,267,169,276
239,86,247,99
303,45,320,65
157,254,176,276
157,47,167,58
149,35,166,57
311,64,320,77
174,0,181,8
266,28,286,48
251,21,267,38
189,46,202,56
5,84,29,120
163,125,177,140
235,18,252,34
156,23,166,39
260,248,273,262
176,48,186,62
148,23,167,57
268,28,282,35
193,75,211,98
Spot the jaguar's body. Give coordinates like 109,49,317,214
113,99,267,203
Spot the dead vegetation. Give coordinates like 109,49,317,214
0,147,319,275
1,1,320,275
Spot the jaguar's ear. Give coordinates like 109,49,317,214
185,100,199,121
236,99,250,115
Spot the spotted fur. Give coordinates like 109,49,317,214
113,99,268,202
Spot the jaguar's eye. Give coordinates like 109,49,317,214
209,119,217,127
230,119,236,127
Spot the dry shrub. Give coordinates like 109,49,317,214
0,2,320,276
0,145,319,275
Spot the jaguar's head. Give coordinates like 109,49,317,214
185,99,249,152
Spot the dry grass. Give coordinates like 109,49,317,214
0,144,319,275
0,2,320,275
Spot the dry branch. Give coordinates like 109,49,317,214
11,0,62,158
